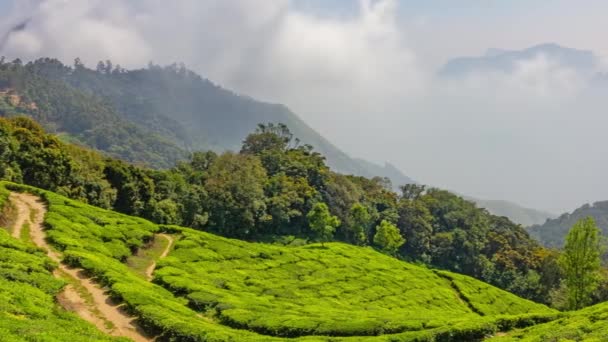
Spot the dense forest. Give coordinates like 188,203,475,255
529,201,608,248
0,114,590,306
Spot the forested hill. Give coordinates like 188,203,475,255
528,201,608,247
0,116,564,305
0,57,414,183
0,58,186,168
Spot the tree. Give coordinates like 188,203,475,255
307,202,340,246
400,183,426,200
398,199,433,259
349,203,372,245
374,220,405,255
204,153,268,238
560,217,601,310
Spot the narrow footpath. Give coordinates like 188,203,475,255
144,234,174,281
10,192,152,342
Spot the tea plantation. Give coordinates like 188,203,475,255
487,300,608,341
0,182,562,341
0,228,125,341
154,229,555,338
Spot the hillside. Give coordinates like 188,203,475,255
528,201,608,248
0,58,414,184
487,300,608,341
465,197,554,227
0,59,186,168
0,182,557,341
0,187,125,341
0,116,563,304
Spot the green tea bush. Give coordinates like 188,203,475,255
0,228,125,341
487,301,608,341
155,227,557,338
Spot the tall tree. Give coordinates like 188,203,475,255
374,220,405,256
349,203,372,245
560,217,601,310
307,202,340,246
204,152,268,238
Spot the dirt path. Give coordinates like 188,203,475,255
10,192,152,342
144,234,174,281
9,192,29,239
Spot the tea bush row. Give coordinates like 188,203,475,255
0,228,125,341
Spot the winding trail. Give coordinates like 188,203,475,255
144,234,174,281
10,192,152,342
9,192,29,239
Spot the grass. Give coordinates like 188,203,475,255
127,234,172,279
19,222,30,242
1,181,560,341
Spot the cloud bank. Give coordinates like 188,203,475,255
1,0,607,213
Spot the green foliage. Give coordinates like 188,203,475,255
348,203,372,245
0,59,186,169
0,113,560,303
156,226,555,338
205,152,268,237
307,202,340,245
486,300,608,341
374,220,405,255
0,226,124,341
560,217,601,310
2,182,559,341
529,200,608,249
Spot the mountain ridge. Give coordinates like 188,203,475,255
2,58,415,185
439,43,598,77
528,200,608,248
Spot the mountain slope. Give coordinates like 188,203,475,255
0,59,186,168
466,197,555,227
5,58,414,184
528,201,608,247
439,43,597,77
1,181,557,341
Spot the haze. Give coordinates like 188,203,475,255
1,0,607,214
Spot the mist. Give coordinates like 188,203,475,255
1,0,607,214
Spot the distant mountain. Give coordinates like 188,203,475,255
352,158,415,187
466,197,555,227
439,43,597,77
528,201,608,248
0,58,415,184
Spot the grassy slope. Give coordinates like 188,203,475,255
155,229,554,338
1,181,558,341
487,301,608,342
0,213,124,340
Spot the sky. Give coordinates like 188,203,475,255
1,0,607,214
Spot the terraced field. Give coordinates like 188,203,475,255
0,181,560,341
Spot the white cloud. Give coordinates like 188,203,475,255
0,0,607,213
2,0,151,66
